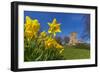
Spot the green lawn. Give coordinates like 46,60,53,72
62,46,90,60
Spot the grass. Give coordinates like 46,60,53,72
24,41,90,61
62,45,90,60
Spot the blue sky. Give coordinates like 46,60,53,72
24,11,90,42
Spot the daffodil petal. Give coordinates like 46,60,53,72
54,33,56,36
48,30,51,33
52,18,57,24
26,16,32,24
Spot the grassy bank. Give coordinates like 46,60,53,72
62,45,90,60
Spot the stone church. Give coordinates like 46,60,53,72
68,32,79,45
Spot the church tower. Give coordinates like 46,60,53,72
68,32,78,45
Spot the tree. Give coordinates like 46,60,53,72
81,15,90,41
63,36,70,44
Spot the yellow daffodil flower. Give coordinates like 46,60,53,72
55,43,64,53
48,18,61,36
24,16,40,40
56,44,63,49
45,38,56,49
45,37,64,53
40,31,47,38
37,31,47,44
32,19,40,33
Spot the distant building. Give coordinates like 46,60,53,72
68,32,79,45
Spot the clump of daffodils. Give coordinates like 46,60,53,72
24,16,64,61
45,37,64,54
24,16,40,40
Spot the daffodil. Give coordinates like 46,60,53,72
24,16,40,40
40,31,47,38
31,19,40,33
45,37,64,51
48,18,61,36
55,43,64,53
45,37,56,49
56,44,63,49
37,31,47,44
